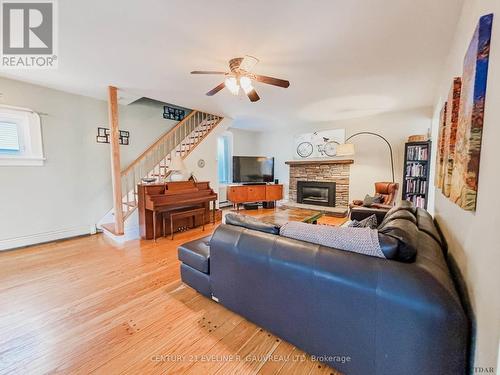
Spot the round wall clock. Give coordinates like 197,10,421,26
197,159,206,168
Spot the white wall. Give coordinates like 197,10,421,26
255,107,431,202
429,1,500,370
229,128,263,157
0,77,178,249
118,98,181,168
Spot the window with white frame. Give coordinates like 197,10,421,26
217,133,232,184
0,122,21,152
0,105,45,166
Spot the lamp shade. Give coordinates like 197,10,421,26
170,155,186,171
336,143,355,156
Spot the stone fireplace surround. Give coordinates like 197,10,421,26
285,159,353,208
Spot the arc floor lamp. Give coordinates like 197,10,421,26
336,132,395,183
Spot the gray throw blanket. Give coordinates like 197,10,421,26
280,221,386,259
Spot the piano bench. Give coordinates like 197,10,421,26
167,207,206,240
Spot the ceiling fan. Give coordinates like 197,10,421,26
191,55,290,102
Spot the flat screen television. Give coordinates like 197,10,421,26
233,156,274,183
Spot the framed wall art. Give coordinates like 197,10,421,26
449,14,493,211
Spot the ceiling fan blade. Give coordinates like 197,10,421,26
206,82,225,96
253,74,290,88
246,88,260,102
239,55,259,72
191,70,227,75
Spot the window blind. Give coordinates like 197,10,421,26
0,122,20,151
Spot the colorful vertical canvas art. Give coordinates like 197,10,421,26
435,102,447,189
449,13,493,211
442,78,462,197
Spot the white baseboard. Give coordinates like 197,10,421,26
0,226,92,251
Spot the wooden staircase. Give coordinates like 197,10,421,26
102,110,223,234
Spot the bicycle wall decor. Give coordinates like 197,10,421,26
294,129,345,159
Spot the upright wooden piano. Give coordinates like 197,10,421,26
137,181,217,240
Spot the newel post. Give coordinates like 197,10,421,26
108,86,124,235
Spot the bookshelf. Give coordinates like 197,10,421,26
402,141,431,209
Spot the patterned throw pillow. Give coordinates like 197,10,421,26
348,214,378,229
362,194,374,207
363,194,384,206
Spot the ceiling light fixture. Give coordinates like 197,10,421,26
224,76,240,95
191,56,290,102
239,76,253,94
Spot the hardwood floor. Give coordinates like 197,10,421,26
0,212,342,375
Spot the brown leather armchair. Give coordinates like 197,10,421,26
351,182,399,209
350,182,399,222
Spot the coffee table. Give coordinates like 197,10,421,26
249,207,323,226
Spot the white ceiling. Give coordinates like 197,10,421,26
0,0,463,130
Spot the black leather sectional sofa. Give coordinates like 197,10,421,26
178,204,468,375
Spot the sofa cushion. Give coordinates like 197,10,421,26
378,218,419,262
379,201,416,225
225,213,280,235
385,200,416,217
379,209,417,227
416,208,443,247
178,235,211,273
280,221,386,259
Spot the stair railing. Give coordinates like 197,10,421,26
119,110,223,220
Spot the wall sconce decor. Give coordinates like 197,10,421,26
96,127,130,145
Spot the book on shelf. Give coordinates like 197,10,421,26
403,141,431,209
405,179,427,195
405,163,428,177
406,145,428,161
406,195,426,209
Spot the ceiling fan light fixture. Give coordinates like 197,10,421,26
240,76,253,94
192,57,289,102
224,76,240,95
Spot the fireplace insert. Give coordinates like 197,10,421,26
297,181,336,207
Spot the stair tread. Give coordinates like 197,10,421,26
101,223,123,236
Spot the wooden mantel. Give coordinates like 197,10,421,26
285,159,354,166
